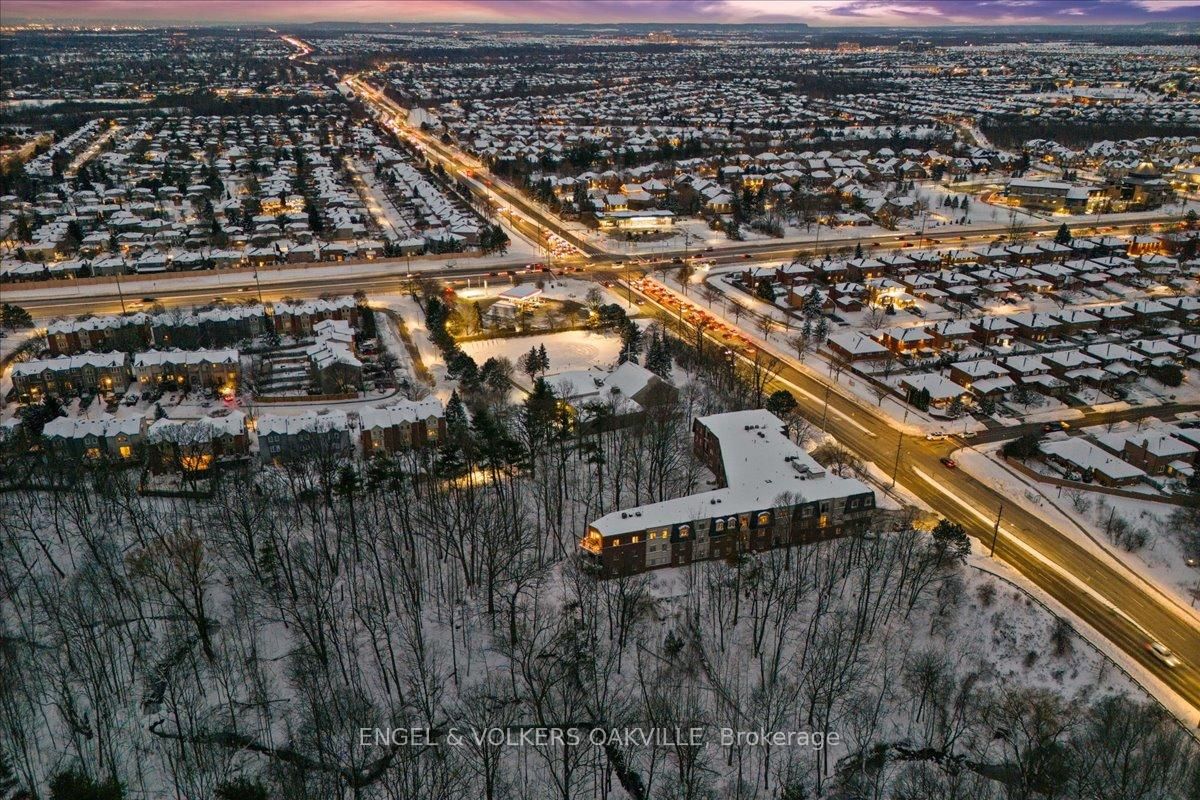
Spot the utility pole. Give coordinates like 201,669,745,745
253,269,264,306
990,501,1004,557
889,434,902,488
114,271,127,314
820,384,831,431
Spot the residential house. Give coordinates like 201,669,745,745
359,398,445,455
257,410,352,464
11,352,131,402
133,349,240,392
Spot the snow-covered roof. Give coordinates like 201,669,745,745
589,409,870,538
43,414,142,440
1042,438,1145,481
359,398,444,431
257,410,349,437
133,349,238,367
12,351,128,376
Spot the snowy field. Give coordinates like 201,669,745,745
462,328,626,391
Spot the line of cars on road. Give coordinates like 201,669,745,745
631,277,755,349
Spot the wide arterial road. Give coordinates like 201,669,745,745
627,278,1200,721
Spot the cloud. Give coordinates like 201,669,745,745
3,0,1199,25
1134,0,1200,10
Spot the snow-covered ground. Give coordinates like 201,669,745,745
0,328,39,362
462,328,625,392
969,552,1200,731
954,441,1200,622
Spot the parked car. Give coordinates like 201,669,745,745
925,432,947,441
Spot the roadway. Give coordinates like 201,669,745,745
342,73,601,257
626,277,1200,720
340,67,1185,266
20,32,1200,719
10,212,1181,319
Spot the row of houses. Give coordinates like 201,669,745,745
1038,425,1200,487
20,397,448,474
45,297,360,356
10,348,240,402
749,234,1182,297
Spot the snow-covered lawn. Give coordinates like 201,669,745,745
462,328,625,391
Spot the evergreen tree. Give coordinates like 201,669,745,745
645,330,672,378
437,390,472,477
931,520,971,565
618,319,643,364
472,407,524,471
815,315,829,343
755,280,776,303
444,390,470,444
854,241,864,259
48,769,123,800
480,356,513,397
65,219,83,250
448,350,479,388
0,303,34,330
802,287,823,319
1054,222,1072,245
521,346,541,382
537,343,550,373
523,377,566,450
215,778,269,800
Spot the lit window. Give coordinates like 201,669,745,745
715,520,725,532
678,525,690,538
757,512,770,526
631,535,639,544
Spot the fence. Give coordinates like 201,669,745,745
253,392,358,404
1005,455,1200,509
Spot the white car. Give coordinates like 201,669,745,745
925,432,947,441
1145,641,1181,668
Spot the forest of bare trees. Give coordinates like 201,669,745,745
2,334,1198,799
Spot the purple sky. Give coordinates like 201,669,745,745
4,0,1199,26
